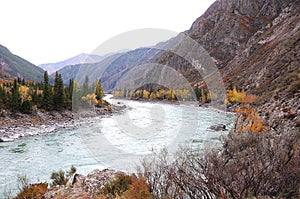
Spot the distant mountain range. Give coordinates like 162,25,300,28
55,48,161,90
39,49,130,75
0,45,45,82
39,53,105,75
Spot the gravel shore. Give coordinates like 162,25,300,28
0,105,126,142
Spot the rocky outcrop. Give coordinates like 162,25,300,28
44,169,124,199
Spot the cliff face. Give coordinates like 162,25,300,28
220,1,300,135
187,0,288,68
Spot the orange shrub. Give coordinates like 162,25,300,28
15,182,48,199
122,174,153,199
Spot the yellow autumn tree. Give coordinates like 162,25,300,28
166,90,172,100
113,89,122,98
226,86,246,103
19,85,31,104
236,94,267,135
142,90,150,99
149,92,156,100
82,93,97,106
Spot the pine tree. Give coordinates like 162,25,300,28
53,72,64,111
0,84,7,109
195,87,201,101
64,79,74,110
82,76,89,96
9,79,21,113
95,79,104,106
42,71,53,111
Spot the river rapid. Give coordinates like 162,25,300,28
0,95,235,195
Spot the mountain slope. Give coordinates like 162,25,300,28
57,48,161,90
0,45,45,82
155,0,299,135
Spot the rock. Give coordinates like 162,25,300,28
44,169,123,199
66,173,85,187
207,124,227,131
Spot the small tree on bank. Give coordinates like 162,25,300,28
95,79,104,107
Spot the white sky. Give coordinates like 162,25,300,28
0,0,215,65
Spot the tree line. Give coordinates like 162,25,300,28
0,72,104,114
113,87,212,103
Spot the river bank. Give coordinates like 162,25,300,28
0,105,127,142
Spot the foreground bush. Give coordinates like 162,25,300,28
101,173,153,199
140,130,300,199
14,182,48,199
50,165,76,186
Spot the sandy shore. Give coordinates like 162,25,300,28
0,105,126,142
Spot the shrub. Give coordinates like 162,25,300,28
15,182,48,199
17,174,30,193
102,173,153,199
50,165,76,187
103,174,133,198
50,169,66,186
226,86,247,104
122,174,153,199
139,131,300,198
202,131,300,198
139,148,213,199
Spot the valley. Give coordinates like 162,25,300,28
0,0,299,198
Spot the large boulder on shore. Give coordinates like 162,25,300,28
207,124,227,131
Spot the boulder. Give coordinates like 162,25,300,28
207,124,227,131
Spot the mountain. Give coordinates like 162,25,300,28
39,53,104,75
56,48,160,89
0,45,45,82
40,49,130,75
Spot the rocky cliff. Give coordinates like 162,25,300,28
154,0,300,135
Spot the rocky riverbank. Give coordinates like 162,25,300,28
0,105,127,142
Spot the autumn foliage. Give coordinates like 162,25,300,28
101,173,153,199
15,182,48,199
226,86,268,134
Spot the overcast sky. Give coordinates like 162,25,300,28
1,0,215,65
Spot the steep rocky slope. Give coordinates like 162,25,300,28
155,0,300,135
0,45,45,82
219,2,300,135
